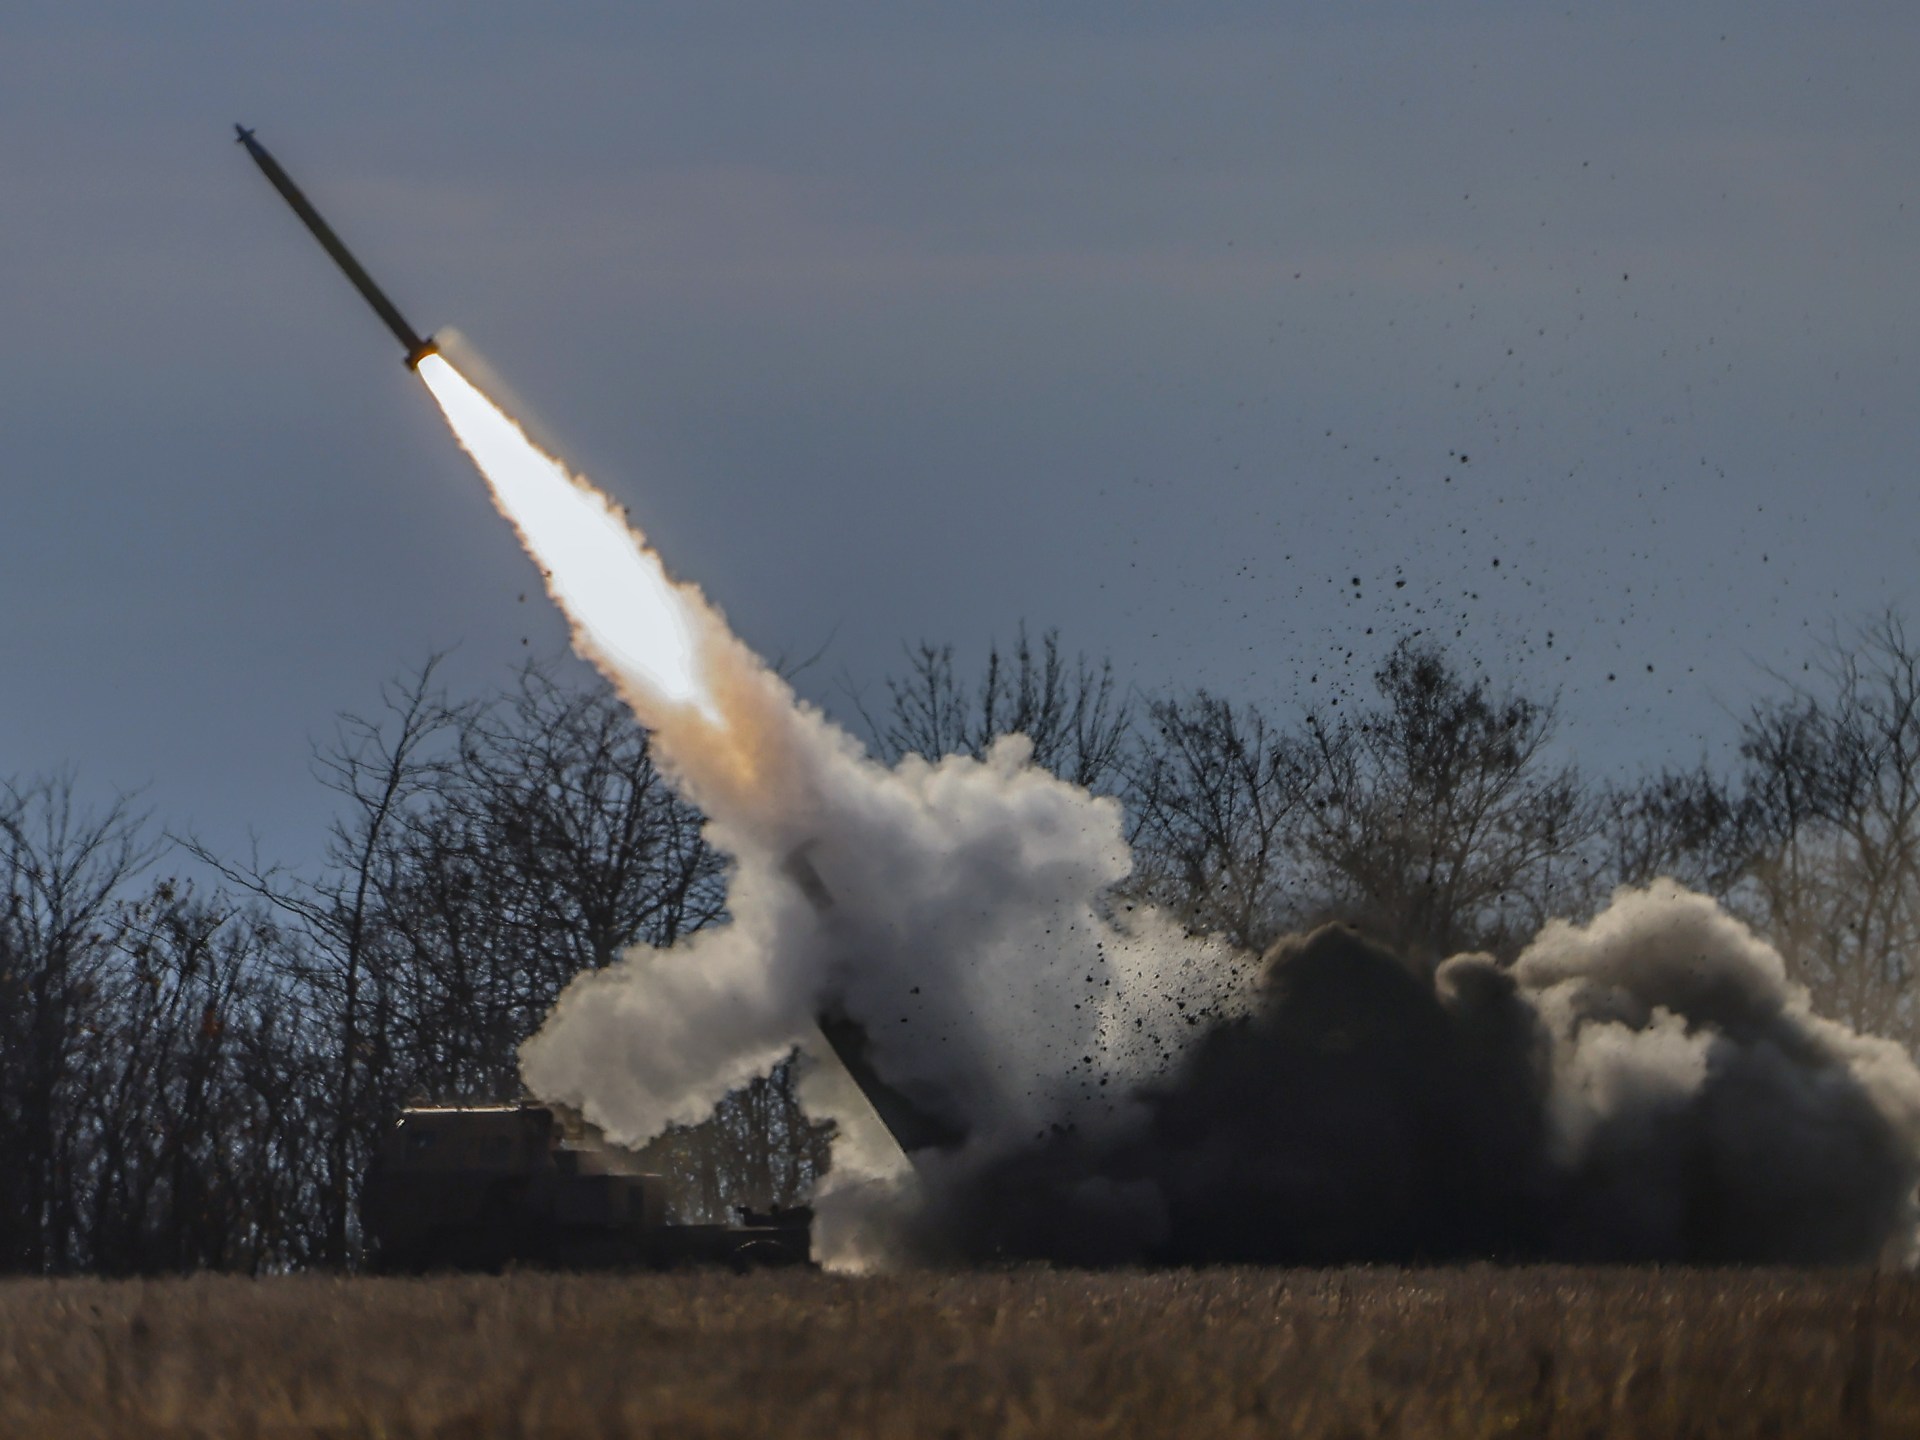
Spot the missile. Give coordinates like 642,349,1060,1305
234,125,437,370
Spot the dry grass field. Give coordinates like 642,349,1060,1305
0,1266,1913,1438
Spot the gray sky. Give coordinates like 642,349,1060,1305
5,4,1918,871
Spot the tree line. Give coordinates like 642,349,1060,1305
6,617,1920,1273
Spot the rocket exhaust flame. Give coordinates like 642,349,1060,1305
415,353,716,722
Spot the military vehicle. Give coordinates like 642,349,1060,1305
362,854,956,1274
361,1100,812,1273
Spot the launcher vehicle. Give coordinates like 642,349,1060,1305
361,1100,811,1273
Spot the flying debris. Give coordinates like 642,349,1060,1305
234,125,438,369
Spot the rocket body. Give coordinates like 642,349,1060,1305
235,125,437,369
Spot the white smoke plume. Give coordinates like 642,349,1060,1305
517,709,1256,1264
417,351,1246,1264
419,352,1920,1268
1511,883,1920,1262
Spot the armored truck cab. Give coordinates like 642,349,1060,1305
362,1102,810,1272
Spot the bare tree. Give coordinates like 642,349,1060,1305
183,658,469,1265
864,627,1133,791
1600,764,1753,899
1297,642,1598,962
0,776,157,1272
875,634,1602,965
1726,614,1920,1047
0,774,327,1274
180,656,777,1259
73,886,322,1273
1125,692,1317,951
374,662,726,1102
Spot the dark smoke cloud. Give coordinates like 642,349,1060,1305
916,884,1920,1266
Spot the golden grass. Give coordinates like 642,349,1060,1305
0,1266,1910,1438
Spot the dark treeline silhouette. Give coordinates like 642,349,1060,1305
5,617,1920,1272
869,621,1920,1048
0,660,815,1273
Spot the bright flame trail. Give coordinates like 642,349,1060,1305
416,352,716,721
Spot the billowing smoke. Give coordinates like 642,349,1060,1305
515,714,1257,1268
945,885,1920,1266
419,353,1920,1269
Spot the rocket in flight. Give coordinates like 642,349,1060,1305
235,124,438,370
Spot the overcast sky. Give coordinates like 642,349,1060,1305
5,4,1919,871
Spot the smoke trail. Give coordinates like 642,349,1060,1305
419,352,1920,1268
415,352,1250,1262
